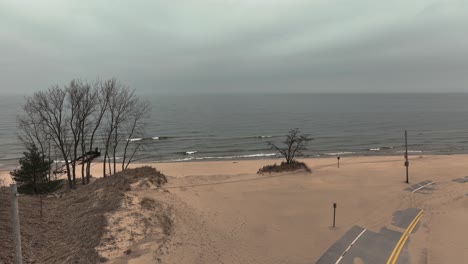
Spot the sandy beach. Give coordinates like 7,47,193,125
2,0,467,262
1,154,467,263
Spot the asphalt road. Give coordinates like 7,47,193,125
316,208,422,264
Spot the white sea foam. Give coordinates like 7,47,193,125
194,153,277,160
53,160,72,163
127,138,143,142
397,150,423,153
185,151,198,155
169,153,277,162
369,148,380,151
153,136,170,140
324,152,355,156
170,157,195,162
238,153,276,158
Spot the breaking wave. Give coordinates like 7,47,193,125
256,135,273,139
168,153,277,162
152,136,170,140
324,152,356,156
397,150,423,153
127,138,142,142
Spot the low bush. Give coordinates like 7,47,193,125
257,160,311,174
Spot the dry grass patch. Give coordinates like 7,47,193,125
257,161,311,174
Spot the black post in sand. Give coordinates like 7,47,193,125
405,130,409,183
333,203,337,228
337,156,340,168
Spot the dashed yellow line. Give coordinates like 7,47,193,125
386,210,423,264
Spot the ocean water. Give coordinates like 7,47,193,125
1,93,468,168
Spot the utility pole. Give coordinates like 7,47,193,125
405,130,409,184
10,184,23,264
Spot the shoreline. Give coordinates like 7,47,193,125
1,148,467,169
3,153,467,185
1,152,466,170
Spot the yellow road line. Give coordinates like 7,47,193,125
386,210,423,264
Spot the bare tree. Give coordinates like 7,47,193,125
122,100,150,170
79,90,96,184
110,88,135,175
101,80,149,176
269,128,312,164
19,78,150,187
67,80,86,186
27,87,73,188
101,79,119,177
17,103,54,182
17,106,47,153
83,80,110,183
66,80,98,185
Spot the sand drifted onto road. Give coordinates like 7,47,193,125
1,155,468,263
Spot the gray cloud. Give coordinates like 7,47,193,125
1,0,467,94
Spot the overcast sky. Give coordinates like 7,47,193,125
1,0,467,94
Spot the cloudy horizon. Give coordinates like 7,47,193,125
1,0,467,94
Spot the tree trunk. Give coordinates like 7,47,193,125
108,154,112,175
113,127,118,176
71,160,76,187
86,160,91,183
81,158,86,185
64,160,73,189
103,150,107,177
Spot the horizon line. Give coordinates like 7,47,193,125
2,91,468,96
